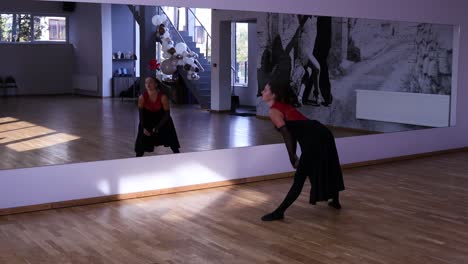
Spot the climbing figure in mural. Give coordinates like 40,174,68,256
258,15,310,107
299,59,321,106
311,16,333,106
293,15,321,106
258,15,333,107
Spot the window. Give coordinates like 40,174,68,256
233,22,248,86
35,16,67,42
0,14,31,42
45,17,66,41
177,7,186,32
0,13,67,43
161,6,176,28
0,14,13,42
195,26,205,44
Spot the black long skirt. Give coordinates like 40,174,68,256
287,120,345,203
134,109,180,154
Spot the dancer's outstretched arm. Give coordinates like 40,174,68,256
153,95,170,134
269,108,298,168
138,96,151,136
279,126,298,168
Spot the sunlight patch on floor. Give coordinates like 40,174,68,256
6,133,80,152
0,126,56,144
0,117,18,124
0,121,36,132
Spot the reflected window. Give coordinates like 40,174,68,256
34,16,67,42
232,22,248,86
0,13,67,43
0,13,31,42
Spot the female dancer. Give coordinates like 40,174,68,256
261,78,344,221
135,77,180,156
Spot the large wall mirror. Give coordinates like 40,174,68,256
0,0,455,171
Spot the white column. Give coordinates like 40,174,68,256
211,19,232,111
101,3,113,97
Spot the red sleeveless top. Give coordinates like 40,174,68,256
271,101,307,121
143,91,163,112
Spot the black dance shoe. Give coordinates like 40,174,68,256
328,200,342,209
261,211,284,221
321,95,334,107
303,99,320,106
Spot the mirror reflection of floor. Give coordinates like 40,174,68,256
0,96,378,170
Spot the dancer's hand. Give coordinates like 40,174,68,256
293,155,299,169
143,128,151,136
291,154,299,169
293,156,300,169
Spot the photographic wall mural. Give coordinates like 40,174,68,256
256,13,453,132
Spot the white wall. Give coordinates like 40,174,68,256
0,44,74,95
0,145,291,209
211,21,232,110
101,4,113,97
2,0,468,210
69,2,103,96
111,4,137,76
0,0,74,95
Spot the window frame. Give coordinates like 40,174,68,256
0,12,69,44
232,22,249,87
47,18,67,41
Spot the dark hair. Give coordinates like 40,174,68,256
265,76,291,104
146,76,162,90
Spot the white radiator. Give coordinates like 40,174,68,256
72,74,98,92
355,90,450,127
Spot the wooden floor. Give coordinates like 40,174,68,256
0,151,467,263
0,96,374,170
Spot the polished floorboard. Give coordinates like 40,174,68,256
0,96,373,170
0,151,467,263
